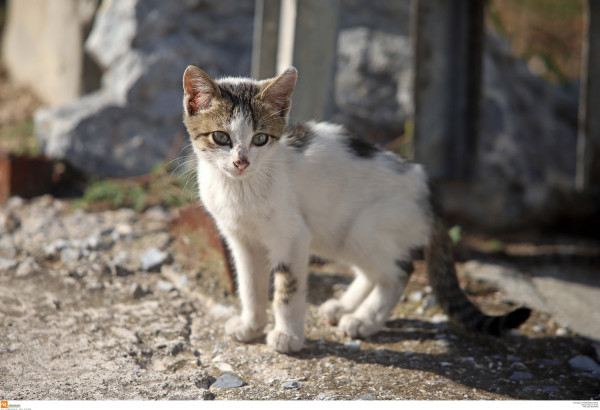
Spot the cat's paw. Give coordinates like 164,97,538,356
338,314,381,339
266,329,304,353
225,316,264,343
318,299,348,325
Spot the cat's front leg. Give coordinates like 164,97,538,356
266,225,311,353
224,235,270,343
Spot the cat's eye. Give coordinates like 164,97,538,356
252,133,269,147
212,131,231,146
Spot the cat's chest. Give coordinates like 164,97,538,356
200,179,278,233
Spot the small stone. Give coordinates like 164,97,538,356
317,392,336,400
157,280,174,292
212,374,246,389
201,390,215,400
356,393,375,400
112,223,134,241
510,362,529,371
131,283,144,299
214,362,234,373
423,295,437,309
194,373,216,389
568,355,600,373
532,325,544,333
141,247,170,271
509,371,533,381
145,206,171,222
282,381,300,390
15,257,42,277
431,314,448,324
178,274,189,288
111,263,133,277
61,248,82,264
507,355,521,362
344,340,361,350
540,386,557,394
555,327,569,337
0,257,18,271
409,291,424,302
167,341,185,356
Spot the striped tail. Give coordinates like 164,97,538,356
425,217,531,336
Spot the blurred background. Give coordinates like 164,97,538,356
0,0,598,234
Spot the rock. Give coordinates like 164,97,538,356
356,393,376,400
568,356,600,373
157,280,175,293
317,392,336,400
15,257,42,277
167,341,185,356
0,257,18,271
112,224,134,241
409,291,424,302
423,295,437,309
195,373,216,390
282,381,300,390
111,264,133,277
212,374,246,389
61,248,83,265
131,283,145,299
509,371,533,381
555,328,569,337
0,211,20,234
344,340,362,350
141,247,169,271
532,325,544,333
431,314,448,324
35,0,255,177
201,390,215,400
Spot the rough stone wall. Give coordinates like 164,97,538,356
35,0,255,177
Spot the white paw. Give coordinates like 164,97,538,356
266,329,304,353
318,299,348,325
338,314,381,339
225,316,264,343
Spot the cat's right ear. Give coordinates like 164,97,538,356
183,66,221,116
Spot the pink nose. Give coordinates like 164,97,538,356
234,158,249,171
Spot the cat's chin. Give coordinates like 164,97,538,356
222,167,255,181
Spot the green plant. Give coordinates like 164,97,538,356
448,225,462,245
74,162,197,212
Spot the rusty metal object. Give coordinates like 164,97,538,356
170,205,236,293
0,151,54,203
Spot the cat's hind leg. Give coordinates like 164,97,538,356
337,260,412,339
319,268,373,325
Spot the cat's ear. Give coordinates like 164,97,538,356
259,66,297,117
183,65,221,116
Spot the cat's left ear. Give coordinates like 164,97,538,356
259,66,297,117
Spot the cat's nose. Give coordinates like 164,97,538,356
234,157,249,171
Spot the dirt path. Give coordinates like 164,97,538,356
1,196,599,400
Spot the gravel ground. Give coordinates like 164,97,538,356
1,196,599,400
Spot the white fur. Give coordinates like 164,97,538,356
194,120,431,353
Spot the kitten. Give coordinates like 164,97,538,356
182,66,531,353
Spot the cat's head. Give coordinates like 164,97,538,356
182,66,297,180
